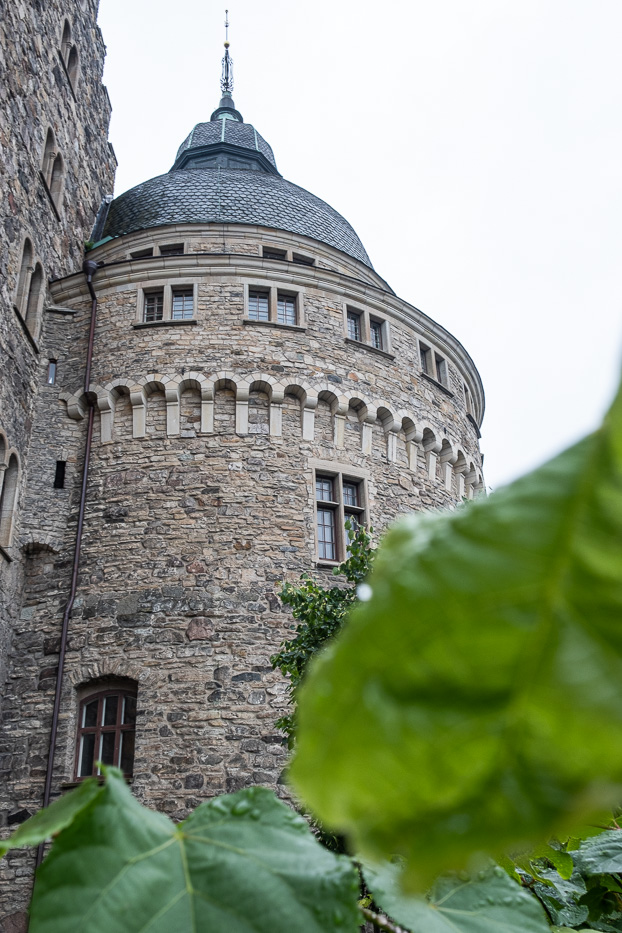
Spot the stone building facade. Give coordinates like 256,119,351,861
0,22,485,929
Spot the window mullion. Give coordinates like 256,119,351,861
269,287,277,323
163,285,172,322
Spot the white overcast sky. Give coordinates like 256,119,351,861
97,0,622,490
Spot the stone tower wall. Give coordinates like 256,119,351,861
0,224,483,919
0,0,116,706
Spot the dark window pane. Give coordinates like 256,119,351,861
83,699,98,728
370,320,383,349
131,248,153,259
317,508,336,560
103,695,118,727
263,248,286,260
79,733,95,777
343,482,359,507
347,312,361,341
159,244,184,256
144,292,163,323
420,345,431,374
316,477,333,502
123,695,137,725
100,731,116,767
292,253,314,266
119,729,135,775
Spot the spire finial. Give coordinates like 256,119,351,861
221,10,234,96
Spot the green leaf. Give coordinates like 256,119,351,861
291,379,622,887
573,831,622,875
0,778,102,857
362,860,550,933
30,769,361,933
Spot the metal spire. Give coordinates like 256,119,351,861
220,10,234,96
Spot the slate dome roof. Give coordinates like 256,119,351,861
102,90,373,269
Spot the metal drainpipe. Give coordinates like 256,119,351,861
35,259,101,869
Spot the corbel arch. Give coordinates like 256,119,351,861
375,402,400,463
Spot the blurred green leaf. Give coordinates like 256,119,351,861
291,380,622,887
30,769,361,933
362,860,550,932
0,778,102,857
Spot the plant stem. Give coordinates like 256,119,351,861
361,906,409,933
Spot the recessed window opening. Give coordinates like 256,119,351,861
316,476,337,561
131,248,154,260
248,289,270,322
347,311,361,342
292,253,314,266
76,688,137,779
66,45,79,87
420,343,432,375
369,319,383,350
435,354,447,386
262,247,287,261
25,264,44,334
49,153,64,208
159,243,184,257
53,461,66,489
143,290,164,323
171,287,194,320
315,471,366,563
277,293,296,326
42,129,56,186
47,360,57,385
464,383,473,415
0,454,19,548
60,20,71,62
15,238,33,315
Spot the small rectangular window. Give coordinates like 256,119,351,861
315,471,366,562
263,247,287,261
342,481,359,508
277,293,296,326
54,460,66,489
172,287,194,320
47,360,57,385
435,354,447,385
347,311,361,342
316,476,335,502
159,243,184,256
130,248,154,259
317,508,337,561
420,343,432,375
248,289,270,322
292,253,314,266
369,319,383,350
144,290,164,323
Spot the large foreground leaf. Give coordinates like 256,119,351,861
291,379,622,886
362,861,549,933
31,769,360,933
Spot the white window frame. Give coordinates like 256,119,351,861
244,282,305,328
311,460,368,565
343,304,391,354
138,282,198,323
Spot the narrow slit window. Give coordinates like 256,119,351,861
172,287,194,320
420,343,432,375
47,361,57,385
435,354,447,385
131,248,154,260
54,461,66,489
277,293,296,326
159,243,184,257
248,290,270,322
143,291,164,323
262,247,286,261
292,253,314,266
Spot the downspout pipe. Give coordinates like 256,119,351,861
36,259,101,869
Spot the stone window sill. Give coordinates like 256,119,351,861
243,319,306,333
316,560,341,571
12,305,40,354
420,370,454,397
133,319,198,329
60,776,133,790
344,337,395,361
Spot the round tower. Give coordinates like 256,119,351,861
0,41,485,914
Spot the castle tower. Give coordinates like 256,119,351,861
0,29,484,925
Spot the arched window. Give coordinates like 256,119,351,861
49,153,64,208
24,263,44,335
42,128,56,186
15,238,33,315
75,685,137,779
67,45,79,88
0,454,19,548
60,20,71,63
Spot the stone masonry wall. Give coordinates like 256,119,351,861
0,0,115,714
0,225,484,920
